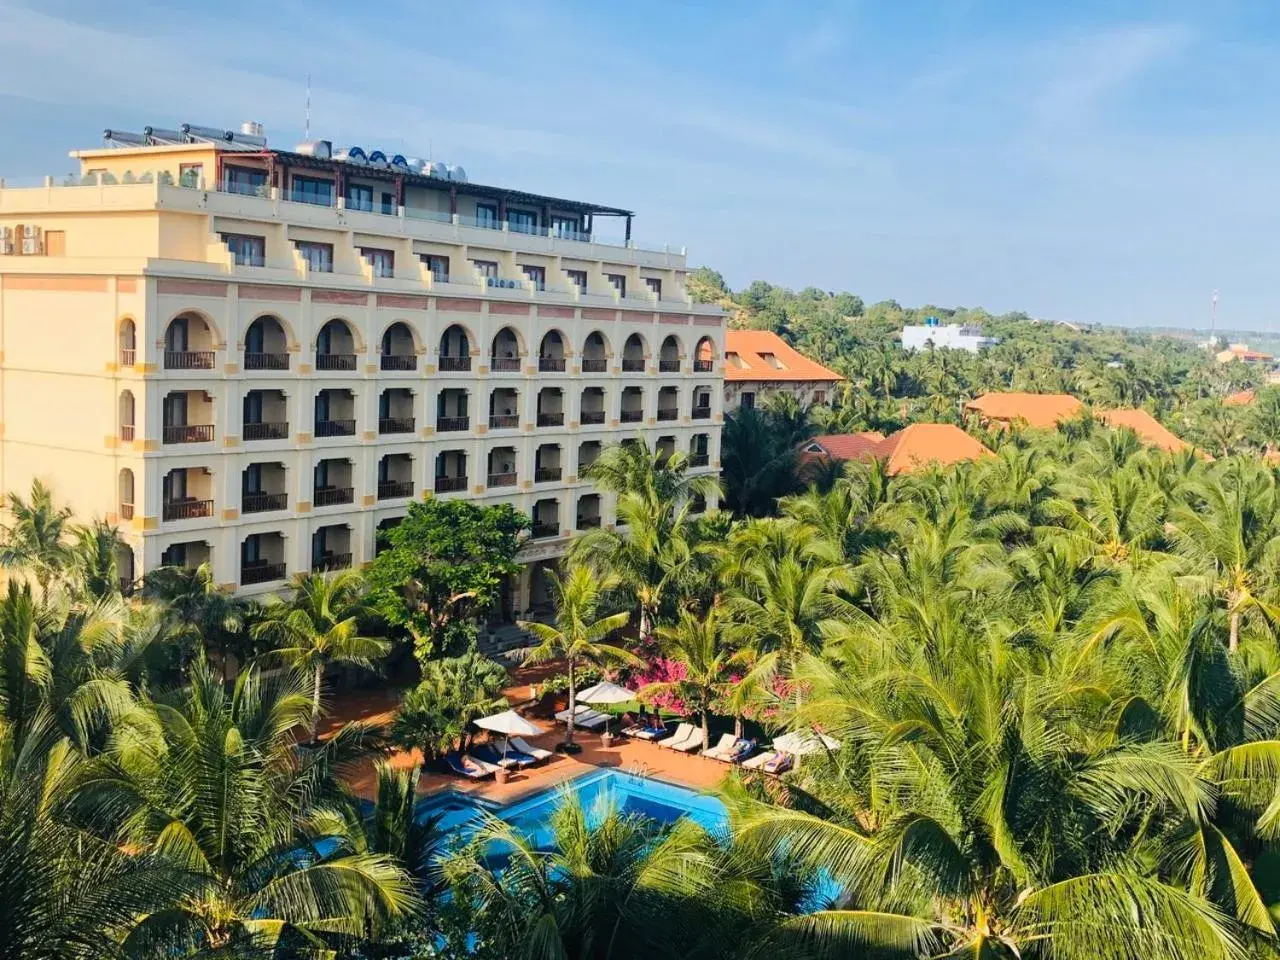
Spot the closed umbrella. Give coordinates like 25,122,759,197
577,680,635,735
475,709,545,758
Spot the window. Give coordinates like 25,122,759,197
243,391,263,423
290,176,333,206
296,241,333,273
161,543,187,567
814,391,826,404
243,463,263,495
644,277,662,297
221,233,265,267
509,209,537,234
606,273,626,297
566,269,587,294
179,163,204,188
471,259,499,280
361,247,394,278
551,215,582,239
420,254,449,282
741,392,756,409
759,352,784,369
521,265,546,290
346,184,373,212
224,166,265,196
381,192,395,215
475,203,499,228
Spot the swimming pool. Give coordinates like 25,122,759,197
417,768,728,843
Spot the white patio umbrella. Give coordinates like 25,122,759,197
772,730,840,756
475,709,545,758
576,680,635,734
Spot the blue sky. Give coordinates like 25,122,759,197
2,0,1279,330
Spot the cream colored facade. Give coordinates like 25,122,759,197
0,138,723,604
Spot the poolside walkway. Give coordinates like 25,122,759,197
323,668,733,805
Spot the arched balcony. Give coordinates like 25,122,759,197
659,335,682,373
490,327,522,372
119,319,136,367
118,468,135,521
380,322,418,371
694,336,716,373
244,316,290,370
439,324,472,371
657,386,679,421
489,387,520,430
315,319,357,371
487,447,518,488
582,332,608,373
164,314,217,370
539,331,567,372
434,450,469,493
621,333,646,373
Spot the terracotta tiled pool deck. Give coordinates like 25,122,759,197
324,669,734,805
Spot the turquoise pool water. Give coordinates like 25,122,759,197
418,768,728,844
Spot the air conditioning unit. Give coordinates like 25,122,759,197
22,224,41,239
21,237,43,255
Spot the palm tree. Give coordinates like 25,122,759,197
1168,460,1280,651
0,479,73,593
641,604,740,749
585,435,719,508
80,658,419,955
70,518,127,600
520,564,637,746
253,570,390,743
142,561,247,676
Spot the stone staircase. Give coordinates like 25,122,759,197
477,623,535,662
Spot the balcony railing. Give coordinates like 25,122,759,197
165,350,216,370
535,467,563,483
620,410,643,424
489,414,520,429
120,349,136,366
119,503,134,520
434,476,468,493
438,356,472,371
244,421,288,441
581,410,606,425
530,522,560,539
539,357,567,372
378,480,414,500
658,359,681,373
381,354,417,371
312,553,352,573
379,417,415,434
315,353,357,371
692,406,712,420
315,419,357,437
120,425,136,442
622,358,646,373
163,424,214,444
582,357,608,373
694,359,714,373
490,357,521,372
657,408,678,421
436,416,469,432
243,492,288,514
488,472,517,487
689,453,710,467
537,412,565,427
245,352,289,371
577,515,602,529
241,561,287,585
313,486,354,507
163,498,214,522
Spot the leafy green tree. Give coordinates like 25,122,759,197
253,570,390,743
366,500,528,662
520,565,636,745
142,561,247,678
390,650,508,759
69,519,128,601
0,479,73,593
641,604,739,749
81,659,419,955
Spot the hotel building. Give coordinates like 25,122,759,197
0,123,724,611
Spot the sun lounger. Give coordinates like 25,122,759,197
554,704,610,730
658,722,694,749
740,751,775,771
672,728,706,753
473,743,531,769
726,739,757,764
445,751,494,779
509,737,553,762
555,703,594,723
761,751,793,775
628,721,669,740
702,733,739,760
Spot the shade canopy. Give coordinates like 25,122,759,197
773,730,840,756
475,709,545,737
576,680,634,705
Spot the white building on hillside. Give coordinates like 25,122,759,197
901,320,998,354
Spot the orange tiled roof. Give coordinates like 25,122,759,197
965,392,1083,429
802,424,992,475
1225,389,1256,407
1097,408,1189,453
724,330,844,383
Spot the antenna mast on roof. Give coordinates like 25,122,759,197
1211,289,1218,340
304,74,311,140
